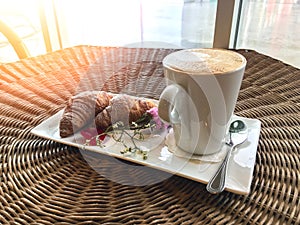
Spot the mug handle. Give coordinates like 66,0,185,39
158,84,184,124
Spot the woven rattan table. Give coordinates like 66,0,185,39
0,45,299,225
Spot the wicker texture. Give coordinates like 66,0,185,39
0,46,299,225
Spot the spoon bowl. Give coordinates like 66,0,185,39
206,120,248,194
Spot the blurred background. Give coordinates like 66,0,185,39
0,0,299,68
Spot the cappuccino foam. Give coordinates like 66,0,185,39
163,49,245,74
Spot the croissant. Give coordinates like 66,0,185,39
95,95,156,130
95,91,114,114
59,91,113,138
95,94,156,130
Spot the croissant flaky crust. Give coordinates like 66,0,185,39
59,91,113,138
95,94,156,130
59,91,156,138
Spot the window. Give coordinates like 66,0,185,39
0,0,46,62
233,0,299,67
53,0,218,49
0,0,299,68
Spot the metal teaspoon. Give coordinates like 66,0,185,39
206,120,248,194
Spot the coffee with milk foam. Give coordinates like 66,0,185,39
163,49,245,74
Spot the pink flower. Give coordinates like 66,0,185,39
80,127,106,145
147,107,168,130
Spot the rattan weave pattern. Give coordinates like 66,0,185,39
0,46,299,225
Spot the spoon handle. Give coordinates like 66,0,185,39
206,146,233,194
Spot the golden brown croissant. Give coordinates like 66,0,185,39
95,94,156,130
59,91,113,137
95,91,114,114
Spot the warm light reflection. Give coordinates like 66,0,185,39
54,0,184,48
55,0,142,47
0,0,40,24
0,0,45,62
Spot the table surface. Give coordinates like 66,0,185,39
0,45,299,225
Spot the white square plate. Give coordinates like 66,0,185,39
31,109,260,195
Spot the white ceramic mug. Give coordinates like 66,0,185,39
158,49,246,155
